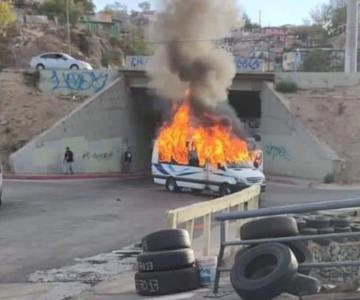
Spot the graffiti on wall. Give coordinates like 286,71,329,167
82,147,121,162
126,56,151,70
125,56,265,72
50,70,109,93
265,143,291,161
235,57,264,72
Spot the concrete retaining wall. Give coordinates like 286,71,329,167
260,82,341,180
10,76,154,174
276,72,360,89
39,69,119,97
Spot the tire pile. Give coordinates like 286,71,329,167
231,216,321,300
135,229,200,296
298,214,359,245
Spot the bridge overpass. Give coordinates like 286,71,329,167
122,70,275,91
10,70,339,182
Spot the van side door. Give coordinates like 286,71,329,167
206,164,226,192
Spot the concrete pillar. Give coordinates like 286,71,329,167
345,0,358,73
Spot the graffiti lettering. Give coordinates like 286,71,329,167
235,58,263,72
82,149,118,161
265,143,291,161
51,70,109,93
126,56,150,70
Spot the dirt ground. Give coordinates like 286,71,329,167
0,71,86,170
285,86,360,182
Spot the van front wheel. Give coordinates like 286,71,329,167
166,178,178,193
220,184,232,196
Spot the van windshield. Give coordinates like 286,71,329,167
227,162,254,169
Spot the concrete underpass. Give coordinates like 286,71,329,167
9,71,342,181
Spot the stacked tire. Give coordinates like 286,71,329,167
301,214,353,244
231,216,320,299
135,229,200,296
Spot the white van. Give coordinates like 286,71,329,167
151,142,266,196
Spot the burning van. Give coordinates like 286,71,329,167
151,103,266,195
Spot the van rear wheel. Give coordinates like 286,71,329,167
166,178,178,193
220,184,232,196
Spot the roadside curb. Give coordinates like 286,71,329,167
267,176,302,186
4,173,150,181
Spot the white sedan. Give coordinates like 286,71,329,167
30,52,93,70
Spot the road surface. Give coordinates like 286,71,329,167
1,178,360,283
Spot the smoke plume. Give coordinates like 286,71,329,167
148,0,241,129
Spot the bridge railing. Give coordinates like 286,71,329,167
166,185,261,256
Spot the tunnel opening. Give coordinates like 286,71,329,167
128,89,262,171
128,87,167,171
228,90,261,137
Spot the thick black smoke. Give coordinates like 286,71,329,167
148,0,245,136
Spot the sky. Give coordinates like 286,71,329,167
93,0,327,26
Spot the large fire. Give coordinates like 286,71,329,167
157,102,251,167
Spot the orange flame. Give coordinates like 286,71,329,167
157,102,250,167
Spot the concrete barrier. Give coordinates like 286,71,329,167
260,82,342,181
276,72,360,89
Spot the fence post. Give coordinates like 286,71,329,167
236,203,245,237
167,212,177,229
203,213,212,256
185,219,195,241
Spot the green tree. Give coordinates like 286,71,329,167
103,1,128,20
0,2,16,37
74,0,95,13
310,1,346,36
118,23,150,55
38,0,94,26
242,13,260,31
138,1,151,12
294,25,329,45
303,50,330,72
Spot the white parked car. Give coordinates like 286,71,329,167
0,162,3,206
30,52,93,70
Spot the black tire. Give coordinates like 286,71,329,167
36,64,45,70
305,216,330,229
135,267,199,296
137,249,195,272
335,226,351,233
286,241,313,275
318,227,335,234
286,274,321,296
300,228,318,235
331,217,350,228
166,178,178,193
240,216,299,240
70,64,79,69
351,225,360,241
141,229,191,252
351,224,360,232
296,219,307,230
219,183,232,196
314,227,334,246
231,243,298,300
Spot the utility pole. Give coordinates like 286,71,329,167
259,10,262,28
66,0,71,55
345,0,358,73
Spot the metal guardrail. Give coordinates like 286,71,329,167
213,197,360,294
166,185,261,256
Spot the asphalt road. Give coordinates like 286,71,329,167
0,178,204,283
1,178,360,283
